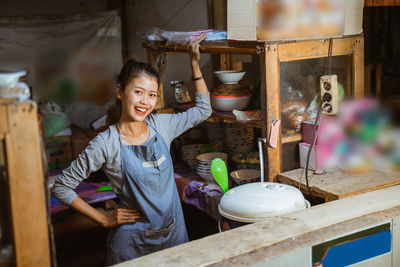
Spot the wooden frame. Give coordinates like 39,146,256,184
0,100,51,267
143,34,364,182
262,35,364,181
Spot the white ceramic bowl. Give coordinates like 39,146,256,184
214,70,246,84
196,152,228,162
230,169,261,185
211,95,251,111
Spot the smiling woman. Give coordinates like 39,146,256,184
114,61,161,145
52,34,212,265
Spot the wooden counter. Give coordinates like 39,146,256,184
278,168,400,202
116,184,400,266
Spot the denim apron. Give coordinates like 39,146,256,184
106,125,188,265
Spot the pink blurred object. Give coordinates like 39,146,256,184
303,117,343,146
339,99,377,125
299,142,335,172
301,117,343,172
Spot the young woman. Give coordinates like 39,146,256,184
52,35,211,265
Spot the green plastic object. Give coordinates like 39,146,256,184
338,82,345,101
211,158,229,193
97,185,113,192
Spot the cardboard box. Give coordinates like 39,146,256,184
228,0,364,41
299,142,325,172
44,136,72,171
70,125,95,159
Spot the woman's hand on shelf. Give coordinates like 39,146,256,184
188,33,207,67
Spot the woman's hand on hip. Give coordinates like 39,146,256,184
188,33,207,67
102,208,141,228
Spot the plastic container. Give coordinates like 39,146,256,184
0,71,30,101
219,182,310,223
170,80,191,104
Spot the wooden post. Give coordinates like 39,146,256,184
147,48,165,109
212,0,227,30
347,56,353,97
219,54,231,70
232,61,243,71
5,102,51,267
353,36,365,98
262,44,282,182
376,63,383,99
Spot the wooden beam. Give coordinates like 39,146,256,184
278,37,355,62
365,0,400,6
346,55,353,97
147,49,165,109
0,105,8,136
219,54,231,70
376,63,383,99
263,44,282,182
6,102,51,267
353,36,365,98
212,0,227,30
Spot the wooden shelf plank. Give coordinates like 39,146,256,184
143,41,261,55
169,103,263,128
143,36,361,57
365,0,400,6
282,132,302,144
278,37,356,62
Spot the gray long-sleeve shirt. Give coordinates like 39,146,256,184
52,93,212,205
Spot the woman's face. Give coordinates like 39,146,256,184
117,73,158,122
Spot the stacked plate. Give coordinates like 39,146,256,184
196,152,228,182
205,117,224,145
223,120,255,154
181,144,207,169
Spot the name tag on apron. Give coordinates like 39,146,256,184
142,154,167,168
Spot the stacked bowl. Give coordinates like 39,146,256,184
181,144,207,169
211,71,251,112
196,152,228,182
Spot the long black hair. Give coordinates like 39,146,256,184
107,60,160,125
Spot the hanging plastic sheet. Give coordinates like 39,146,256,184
0,10,122,128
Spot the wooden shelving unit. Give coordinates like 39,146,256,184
145,34,364,182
